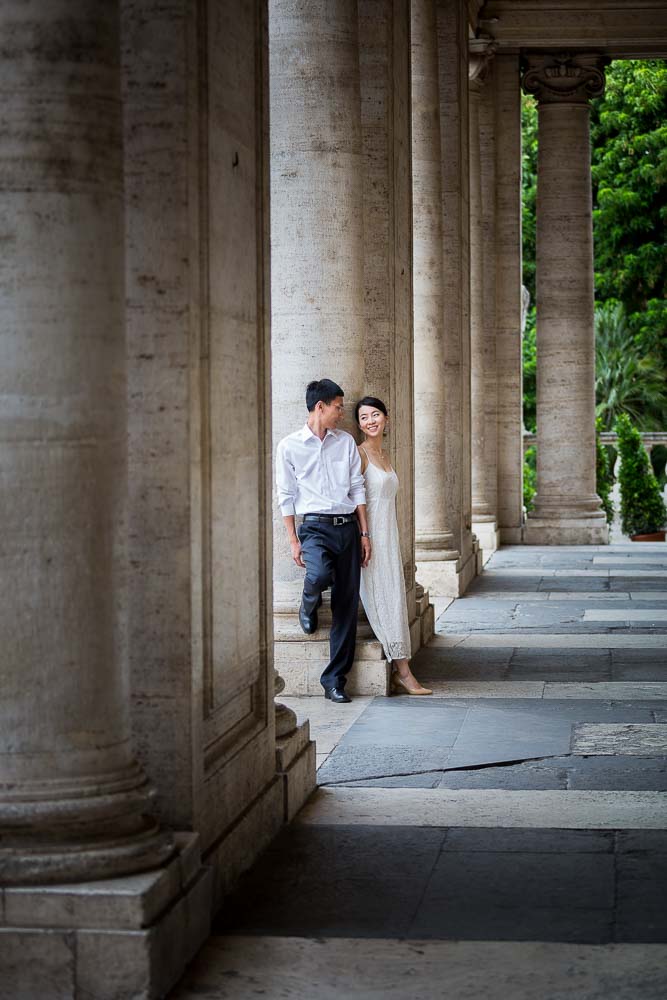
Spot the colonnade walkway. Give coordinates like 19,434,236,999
172,545,667,999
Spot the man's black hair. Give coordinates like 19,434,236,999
306,378,345,412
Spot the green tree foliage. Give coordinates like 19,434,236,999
595,301,667,430
522,309,537,432
523,63,666,431
590,60,667,353
523,445,537,511
595,419,615,525
521,94,538,306
615,412,667,536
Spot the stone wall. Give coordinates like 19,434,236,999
123,0,282,885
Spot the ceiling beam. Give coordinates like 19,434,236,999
477,1,667,57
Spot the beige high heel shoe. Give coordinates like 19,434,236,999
391,672,432,696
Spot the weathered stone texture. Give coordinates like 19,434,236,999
522,54,608,544
436,0,476,586
412,0,457,574
359,0,416,618
0,0,170,887
270,0,366,578
494,54,524,542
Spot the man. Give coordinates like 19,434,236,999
276,379,372,703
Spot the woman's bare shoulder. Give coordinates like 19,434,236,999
357,443,368,473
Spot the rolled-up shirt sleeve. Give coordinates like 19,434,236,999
276,439,297,516
348,438,366,506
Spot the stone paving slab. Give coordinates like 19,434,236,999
611,649,667,681
435,756,667,793
314,695,664,786
506,649,612,682
338,700,469,749
334,755,667,794
584,609,667,622
430,634,667,648
298,788,667,829
318,698,665,788
170,936,667,1000
611,579,667,591
594,557,667,565
423,681,546,698
538,577,611,591
571,724,667,756
316,745,454,785
610,570,667,578
209,823,667,945
544,682,667,700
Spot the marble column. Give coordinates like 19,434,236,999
359,0,431,648
522,53,608,544
411,0,461,596
270,0,387,694
494,54,525,544
0,0,171,885
469,40,499,560
434,0,478,594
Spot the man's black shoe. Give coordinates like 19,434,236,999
298,593,322,635
324,687,351,703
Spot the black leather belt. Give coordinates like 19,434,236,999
303,513,356,526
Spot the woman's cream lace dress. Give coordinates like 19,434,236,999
359,456,411,662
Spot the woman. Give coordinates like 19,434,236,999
355,396,432,696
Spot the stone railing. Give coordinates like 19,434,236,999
523,431,667,455
523,430,667,482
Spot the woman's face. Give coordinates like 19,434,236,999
357,404,387,439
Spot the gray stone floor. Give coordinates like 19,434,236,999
172,544,667,999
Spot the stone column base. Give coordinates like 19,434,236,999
276,721,317,822
499,525,524,544
0,834,212,1000
415,585,435,646
523,517,609,546
472,518,500,563
416,547,477,597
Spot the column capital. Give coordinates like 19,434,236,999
521,52,607,104
468,37,496,92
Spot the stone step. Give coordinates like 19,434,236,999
274,619,380,643
274,641,390,696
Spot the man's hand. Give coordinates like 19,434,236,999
290,536,305,568
360,536,371,568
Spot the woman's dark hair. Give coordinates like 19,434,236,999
306,378,344,411
354,396,388,426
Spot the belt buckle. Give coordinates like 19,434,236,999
333,516,345,526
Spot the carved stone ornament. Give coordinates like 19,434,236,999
522,53,607,104
469,37,497,90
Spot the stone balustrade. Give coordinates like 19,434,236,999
523,431,667,455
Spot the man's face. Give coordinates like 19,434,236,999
319,396,345,430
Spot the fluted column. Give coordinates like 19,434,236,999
434,0,478,595
469,40,499,559
359,0,420,642
270,0,374,693
270,0,365,576
522,53,608,544
495,54,525,544
0,0,171,884
412,0,460,595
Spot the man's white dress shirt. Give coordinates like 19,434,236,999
276,424,366,516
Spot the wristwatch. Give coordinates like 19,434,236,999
360,531,371,538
